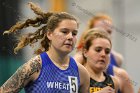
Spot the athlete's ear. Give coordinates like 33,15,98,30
83,49,88,58
46,30,53,40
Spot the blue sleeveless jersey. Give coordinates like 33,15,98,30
110,53,118,67
24,52,80,93
106,53,118,76
106,64,114,76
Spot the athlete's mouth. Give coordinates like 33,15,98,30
64,43,72,46
99,60,105,63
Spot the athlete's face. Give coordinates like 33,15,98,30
84,38,111,71
47,19,78,54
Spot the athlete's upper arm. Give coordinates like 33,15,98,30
77,62,90,93
116,68,134,93
0,55,42,93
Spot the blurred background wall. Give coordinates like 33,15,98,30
0,0,140,92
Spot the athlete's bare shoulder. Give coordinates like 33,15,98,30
76,61,90,93
114,67,134,93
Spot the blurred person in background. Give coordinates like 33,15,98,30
75,13,123,67
74,13,134,93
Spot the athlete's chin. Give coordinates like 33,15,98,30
96,65,106,70
64,49,73,54
64,46,74,51
60,49,73,54
60,46,74,54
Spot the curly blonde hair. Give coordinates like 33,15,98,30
3,2,78,54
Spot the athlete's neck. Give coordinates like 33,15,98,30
85,64,105,82
46,50,70,70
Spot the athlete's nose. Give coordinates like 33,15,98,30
100,50,106,57
67,32,73,40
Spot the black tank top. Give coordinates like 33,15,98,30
90,72,115,93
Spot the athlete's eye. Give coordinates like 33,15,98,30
105,48,111,54
72,31,78,36
95,47,111,55
61,28,69,34
95,47,102,53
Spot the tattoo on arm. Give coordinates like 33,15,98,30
1,56,41,93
